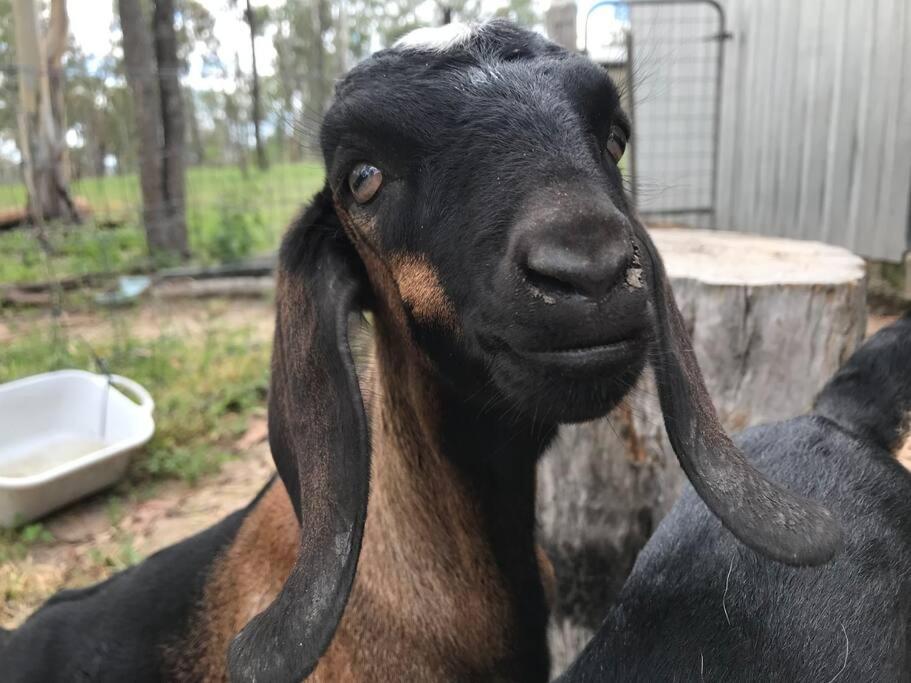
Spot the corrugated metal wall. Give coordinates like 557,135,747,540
629,0,911,261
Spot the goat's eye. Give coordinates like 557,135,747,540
348,163,383,203
605,125,627,164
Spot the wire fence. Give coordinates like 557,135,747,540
585,0,727,229
0,56,325,288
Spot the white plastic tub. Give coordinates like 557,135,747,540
0,370,155,527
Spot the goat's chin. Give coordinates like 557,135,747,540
489,349,646,424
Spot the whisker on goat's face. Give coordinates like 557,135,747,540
323,21,647,423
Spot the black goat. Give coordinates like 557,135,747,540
0,21,838,683
560,311,911,682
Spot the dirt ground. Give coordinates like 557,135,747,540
0,299,901,629
0,296,275,346
1,438,274,628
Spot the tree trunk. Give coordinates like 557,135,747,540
245,0,268,171
94,140,106,177
45,0,69,183
537,228,868,676
118,0,167,256
152,0,188,259
12,0,78,226
119,0,187,259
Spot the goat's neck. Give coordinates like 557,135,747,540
353,319,553,672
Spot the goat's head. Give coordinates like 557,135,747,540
228,20,842,682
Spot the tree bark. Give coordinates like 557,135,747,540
118,0,167,256
12,0,78,226
118,0,187,259
152,0,188,259
537,228,868,676
244,0,268,171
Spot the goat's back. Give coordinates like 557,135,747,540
561,311,911,682
563,415,911,681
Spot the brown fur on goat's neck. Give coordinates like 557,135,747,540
312,311,551,680
182,310,551,681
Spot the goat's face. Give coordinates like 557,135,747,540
321,22,646,423
228,21,842,683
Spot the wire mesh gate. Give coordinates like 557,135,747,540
583,0,729,228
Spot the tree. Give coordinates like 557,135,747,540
152,0,187,256
63,49,126,178
168,0,220,168
270,0,426,158
11,0,79,224
271,1,325,157
228,0,267,170
118,0,188,260
244,0,267,170
226,53,250,176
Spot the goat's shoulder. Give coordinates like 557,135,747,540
169,477,299,681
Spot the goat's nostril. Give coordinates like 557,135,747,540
522,244,628,300
521,262,580,298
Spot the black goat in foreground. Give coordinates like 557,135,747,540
0,21,838,683
561,311,911,682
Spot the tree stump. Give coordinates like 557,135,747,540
537,228,867,676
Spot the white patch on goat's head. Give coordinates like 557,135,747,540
394,22,475,52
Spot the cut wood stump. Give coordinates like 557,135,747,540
537,228,867,675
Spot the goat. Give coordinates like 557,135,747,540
0,21,839,683
559,311,911,682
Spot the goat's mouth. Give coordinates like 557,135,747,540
511,335,644,374
480,329,649,423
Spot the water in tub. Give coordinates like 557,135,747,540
0,434,109,478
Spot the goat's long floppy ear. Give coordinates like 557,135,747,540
639,232,842,566
228,186,370,682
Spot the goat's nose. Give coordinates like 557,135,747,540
518,218,633,300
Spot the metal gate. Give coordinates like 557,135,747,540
583,0,729,228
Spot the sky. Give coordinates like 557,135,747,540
0,0,626,162
66,0,631,87
65,0,570,92
68,0,287,92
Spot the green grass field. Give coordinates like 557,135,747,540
0,162,325,284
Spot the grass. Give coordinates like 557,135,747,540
0,162,325,284
0,523,54,564
0,315,272,494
